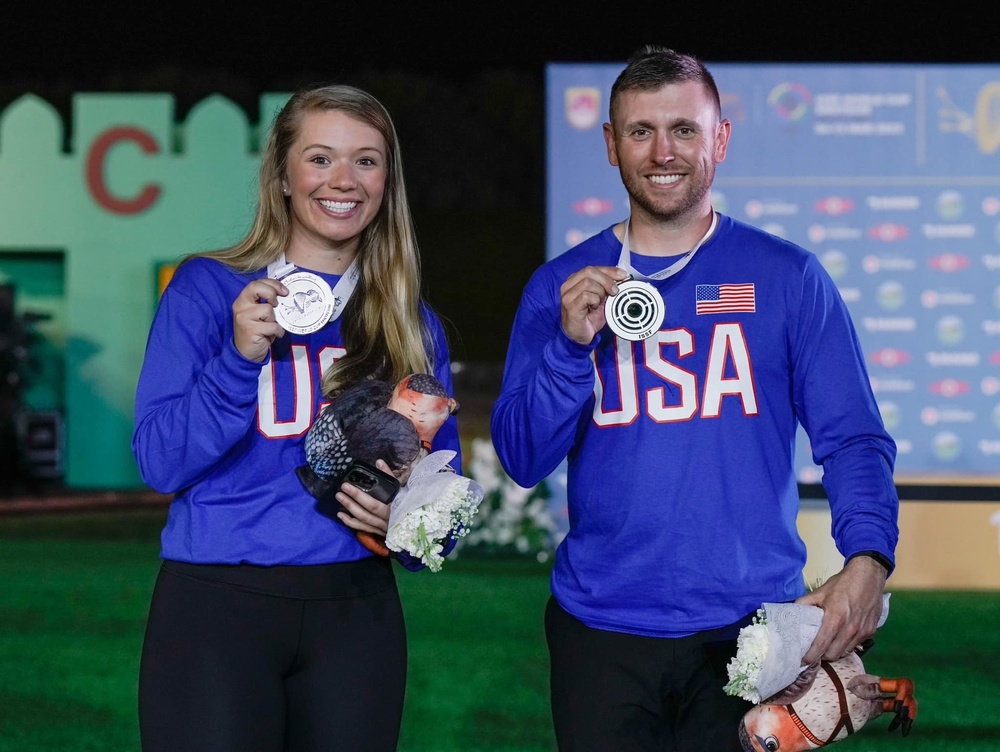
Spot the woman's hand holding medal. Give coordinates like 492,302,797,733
232,278,288,362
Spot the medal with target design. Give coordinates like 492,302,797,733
604,277,665,341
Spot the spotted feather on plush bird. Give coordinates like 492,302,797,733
295,378,396,499
295,373,459,555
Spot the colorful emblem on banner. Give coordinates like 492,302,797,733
767,82,812,122
938,82,1000,154
932,431,962,461
815,196,855,216
936,315,966,345
869,223,910,242
564,87,601,130
877,281,906,310
869,348,911,367
929,253,970,272
572,197,613,216
930,379,970,397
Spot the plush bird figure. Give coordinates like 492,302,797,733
387,374,460,472
296,373,459,555
738,649,917,751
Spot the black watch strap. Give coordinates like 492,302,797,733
847,550,894,575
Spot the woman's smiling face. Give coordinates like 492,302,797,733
283,109,388,260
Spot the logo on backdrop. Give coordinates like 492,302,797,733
928,253,971,272
868,223,910,242
877,281,906,310
815,196,855,216
572,197,613,216
930,379,970,397
936,190,966,219
564,87,601,130
936,315,966,345
932,431,962,461
767,82,812,122
820,250,848,279
869,348,911,368
938,82,1000,154
879,401,901,430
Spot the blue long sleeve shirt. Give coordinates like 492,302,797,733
491,215,898,637
133,256,460,565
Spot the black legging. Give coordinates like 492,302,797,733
139,558,407,752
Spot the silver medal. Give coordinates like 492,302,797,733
605,278,665,341
274,271,336,335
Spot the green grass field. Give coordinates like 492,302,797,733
1,508,998,752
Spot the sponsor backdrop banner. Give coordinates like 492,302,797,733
547,63,1000,483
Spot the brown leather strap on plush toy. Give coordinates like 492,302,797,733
787,660,855,747
786,705,826,747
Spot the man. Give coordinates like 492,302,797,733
490,46,898,750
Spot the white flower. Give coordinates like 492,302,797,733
469,439,502,490
384,452,484,573
456,438,559,560
723,609,769,704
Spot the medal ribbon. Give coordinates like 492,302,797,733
616,211,718,282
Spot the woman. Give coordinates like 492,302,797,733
132,84,460,752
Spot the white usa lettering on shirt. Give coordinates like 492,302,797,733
256,344,345,438
592,323,758,426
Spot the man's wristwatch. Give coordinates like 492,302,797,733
847,550,894,575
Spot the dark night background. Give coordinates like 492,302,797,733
2,3,995,366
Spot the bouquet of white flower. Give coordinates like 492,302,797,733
384,450,484,572
724,595,891,704
723,608,770,703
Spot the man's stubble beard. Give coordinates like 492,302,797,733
619,162,716,225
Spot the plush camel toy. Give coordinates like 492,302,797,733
738,647,917,751
296,373,459,555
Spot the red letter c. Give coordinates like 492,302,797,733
86,126,162,215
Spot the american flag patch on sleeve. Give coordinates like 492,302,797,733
695,283,756,314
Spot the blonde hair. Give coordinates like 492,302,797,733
192,84,433,395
